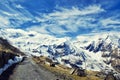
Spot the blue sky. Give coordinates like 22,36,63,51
0,0,120,37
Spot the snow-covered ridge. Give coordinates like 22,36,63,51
0,28,120,72
0,28,68,52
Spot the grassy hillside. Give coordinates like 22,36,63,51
33,56,104,80
0,37,24,55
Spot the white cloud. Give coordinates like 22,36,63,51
26,26,49,34
2,11,17,16
0,16,10,27
0,2,35,28
16,4,24,9
101,18,120,27
28,5,105,35
48,5,104,18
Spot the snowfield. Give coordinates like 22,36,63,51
0,28,120,72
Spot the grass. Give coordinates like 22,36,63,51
0,46,12,53
33,56,104,80
0,43,24,56
0,37,24,56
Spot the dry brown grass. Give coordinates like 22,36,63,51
0,37,24,54
0,46,13,53
33,57,104,80
0,43,24,56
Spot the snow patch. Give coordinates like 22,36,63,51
0,56,23,75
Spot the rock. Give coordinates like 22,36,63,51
0,52,4,68
105,73,116,80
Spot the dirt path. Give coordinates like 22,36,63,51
8,57,61,80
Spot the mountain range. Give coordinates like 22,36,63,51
0,28,120,73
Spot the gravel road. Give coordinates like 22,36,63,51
9,57,61,80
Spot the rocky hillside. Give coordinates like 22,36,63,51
0,37,24,68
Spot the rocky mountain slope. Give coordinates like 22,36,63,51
0,37,23,75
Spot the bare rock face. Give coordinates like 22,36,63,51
105,73,116,80
111,48,120,72
111,59,120,72
102,49,120,72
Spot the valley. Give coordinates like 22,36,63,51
0,28,120,80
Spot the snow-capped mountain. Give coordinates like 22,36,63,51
86,35,120,53
0,28,120,72
34,35,120,71
0,28,67,53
